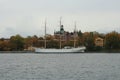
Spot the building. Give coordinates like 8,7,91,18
95,37,104,47
0,38,10,42
54,25,77,42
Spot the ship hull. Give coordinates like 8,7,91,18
35,47,86,53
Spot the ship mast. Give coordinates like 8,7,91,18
74,21,77,48
44,19,47,48
60,17,62,49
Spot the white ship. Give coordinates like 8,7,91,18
35,18,86,53
35,47,86,53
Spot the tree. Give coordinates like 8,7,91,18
10,35,25,51
47,40,59,48
77,30,84,46
77,30,83,37
83,32,95,51
31,35,38,47
24,36,33,49
0,39,5,51
105,31,120,49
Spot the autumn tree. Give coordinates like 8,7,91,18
31,35,38,47
77,30,84,46
83,32,95,51
0,41,10,51
105,31,120,49
24,36,33,49
0,38,11,51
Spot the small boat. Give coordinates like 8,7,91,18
35,18,86,53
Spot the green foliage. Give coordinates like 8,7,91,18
10,35,25,51
94,46,103,51
46,40,59,48
84,32,95,51
0,30,120,52
64,41,73,47
105,31,120,49
77,30,83,37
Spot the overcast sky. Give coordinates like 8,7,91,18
0,0,120,38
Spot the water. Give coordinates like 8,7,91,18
0,53,120,80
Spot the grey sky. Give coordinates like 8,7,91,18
0,0,120,38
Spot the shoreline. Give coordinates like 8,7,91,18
0,49,120,53
0,51,120,53
0,51,34,53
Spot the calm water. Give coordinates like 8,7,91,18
0,53,120,80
